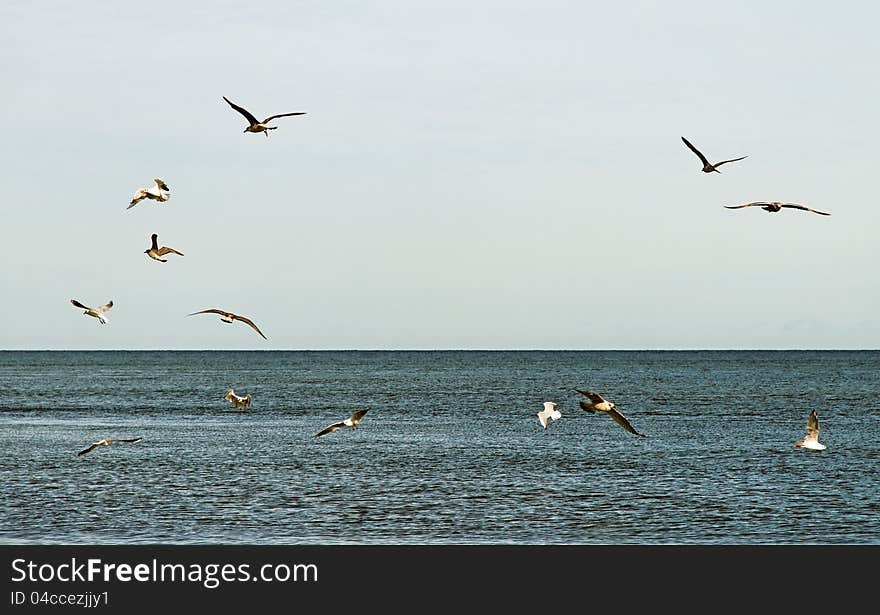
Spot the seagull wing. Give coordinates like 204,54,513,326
154,179,170,191
129,189,147,208
188,308,227,317
150,234,159,250
223,96,259,126
576,389,607,405
713,155,748,167
780,203,831,216
70,299,90,310
350,408,370,422
262,112,307,124
109,437,143,444
97,301,113,313
681,137,710,166
578,400,598,414
315,421,346,437
724,202,766,209
77,442,101,456
804,410,821,444
606,406,646,437
233,314,268,340
157,246,184,256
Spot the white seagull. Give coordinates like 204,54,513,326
723,201,831,216
223,96,306,137
537,401,562,429
70,299,113,324
224,389,253,409
128,178,171,209
78,437,143,457
314,408,370,438
145,233,184,262
681,136,748,173
574,388,646,437
794,409,827,451
187,308,268,340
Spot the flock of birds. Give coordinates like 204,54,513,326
70,105,830,455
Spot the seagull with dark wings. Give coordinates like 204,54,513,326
70,299,114,324
129,178,171,209
314,408,370,438
145,233,184,262
78,437,143,457
222,96,306,137
574,389,646,437
681,136,747,173
723,201,831,216
187,309,268,339
794,409,827,450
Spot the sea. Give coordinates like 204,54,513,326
1,350,878,545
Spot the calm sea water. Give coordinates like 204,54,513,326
1,350,878,545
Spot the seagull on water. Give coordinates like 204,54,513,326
224,389,253,409
314,408,370,438
128,178,170,209
187,309,267,340
574,389,646,437
70,299,113,324
794,409,827,451
723,201,831,216
145,233,184,262
78,437,143,456
537,401,562,429
222,96,306,137
681,136,748,173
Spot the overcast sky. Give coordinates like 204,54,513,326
2,0,877,350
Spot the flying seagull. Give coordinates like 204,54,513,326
314,408,370,438
78,437,143,457
70,299,113,324
574,388,646,437
187,309,268,340
224,389,253,409
681,136,747,173
794,409,827,451
145,233,184,262
537,401,562,429
723,201,831,216
129,178,171,209
222,96,306,137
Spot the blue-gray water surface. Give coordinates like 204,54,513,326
1,350,878,545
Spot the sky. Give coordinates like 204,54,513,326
1,0,878,350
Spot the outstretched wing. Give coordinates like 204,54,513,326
129,189,147,208
77,443,100,456
575,388,607,405
724,202,765,209
188,308,227,317
96,301,113,313
681,136,710,166
154,179,170,191
713,155,748,167
780,203,831,216
262,112,307,124
109,437,143,445
607,407,646,437
315,421,346,437
233,314,268,340
223,96,259,126
351,408,370,422
70,299,90,310
157,246,184,256
804,410,821,444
